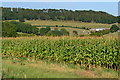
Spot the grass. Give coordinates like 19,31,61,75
24,20,112,28
103,32,118,38
17,32,36,37
2,59,86,78
2,58,118,78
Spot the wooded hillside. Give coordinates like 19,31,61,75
2,7,118,24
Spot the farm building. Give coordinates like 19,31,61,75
117,30,120,32
90,28,110,32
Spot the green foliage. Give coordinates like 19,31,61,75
79,35,85,37
55,25,59,27
19,16,25,22
39,27,51,36
52,16,58,21
10,21,39,35
110,25,119,33
2,38,119,70
90,30,110,36
2,22,17,37
118,16,120,23
2,21,38,37
60,28,69,36
2,7,117,24
46,28,69,36
73,30,78,36
58,16,65,20
46,30,63,36
80,27,90,30
39,27,69,36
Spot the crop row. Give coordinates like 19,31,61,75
2,38,120,70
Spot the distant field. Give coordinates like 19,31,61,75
103,32,119,38
25,20,112,28
37,27,90,36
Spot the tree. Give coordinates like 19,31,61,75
19,16,25,22
52,16,58,21
118,16,120,23
58,16,65,20
2,22,17,37
2,7,118,24
73,30,78,36
46,30,62,36
39,27,51,36
60,28,69,36
46,27,51,32
10,21,39,35
110,25,119,33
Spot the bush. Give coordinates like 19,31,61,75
90,30,110,36
61,25,64,27
2,22,17,37
39,27,51,36
19,16,25,22
73,30,78,36
46,30,62,36
79,35,85,37
56,25,59,27
19,18,25,22
10,21,39,34
60,28,69,36
110,25,119,33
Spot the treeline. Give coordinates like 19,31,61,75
38,27,69,36
2,21,39,37
2,21,69,37
2,7,118,24
2,22,17,37
10,21,38,34
37,25,91,30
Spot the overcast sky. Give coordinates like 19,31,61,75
2,2,119,16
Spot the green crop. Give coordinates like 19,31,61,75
2,37,120,70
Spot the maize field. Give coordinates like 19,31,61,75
2,37,120,70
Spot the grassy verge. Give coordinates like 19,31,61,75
2,57,118,78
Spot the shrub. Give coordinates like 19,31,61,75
110,25,119,33
19,16,25,22
10,21,38,34
73,30,78,36
56,25,59,27
90,30,110,36
46,30,62,36
39,27,51,36
2,22,17,37
60,28,69,36
79,35,85,37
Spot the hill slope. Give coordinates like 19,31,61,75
2,7,117,24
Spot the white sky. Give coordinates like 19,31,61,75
1,0,120,2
